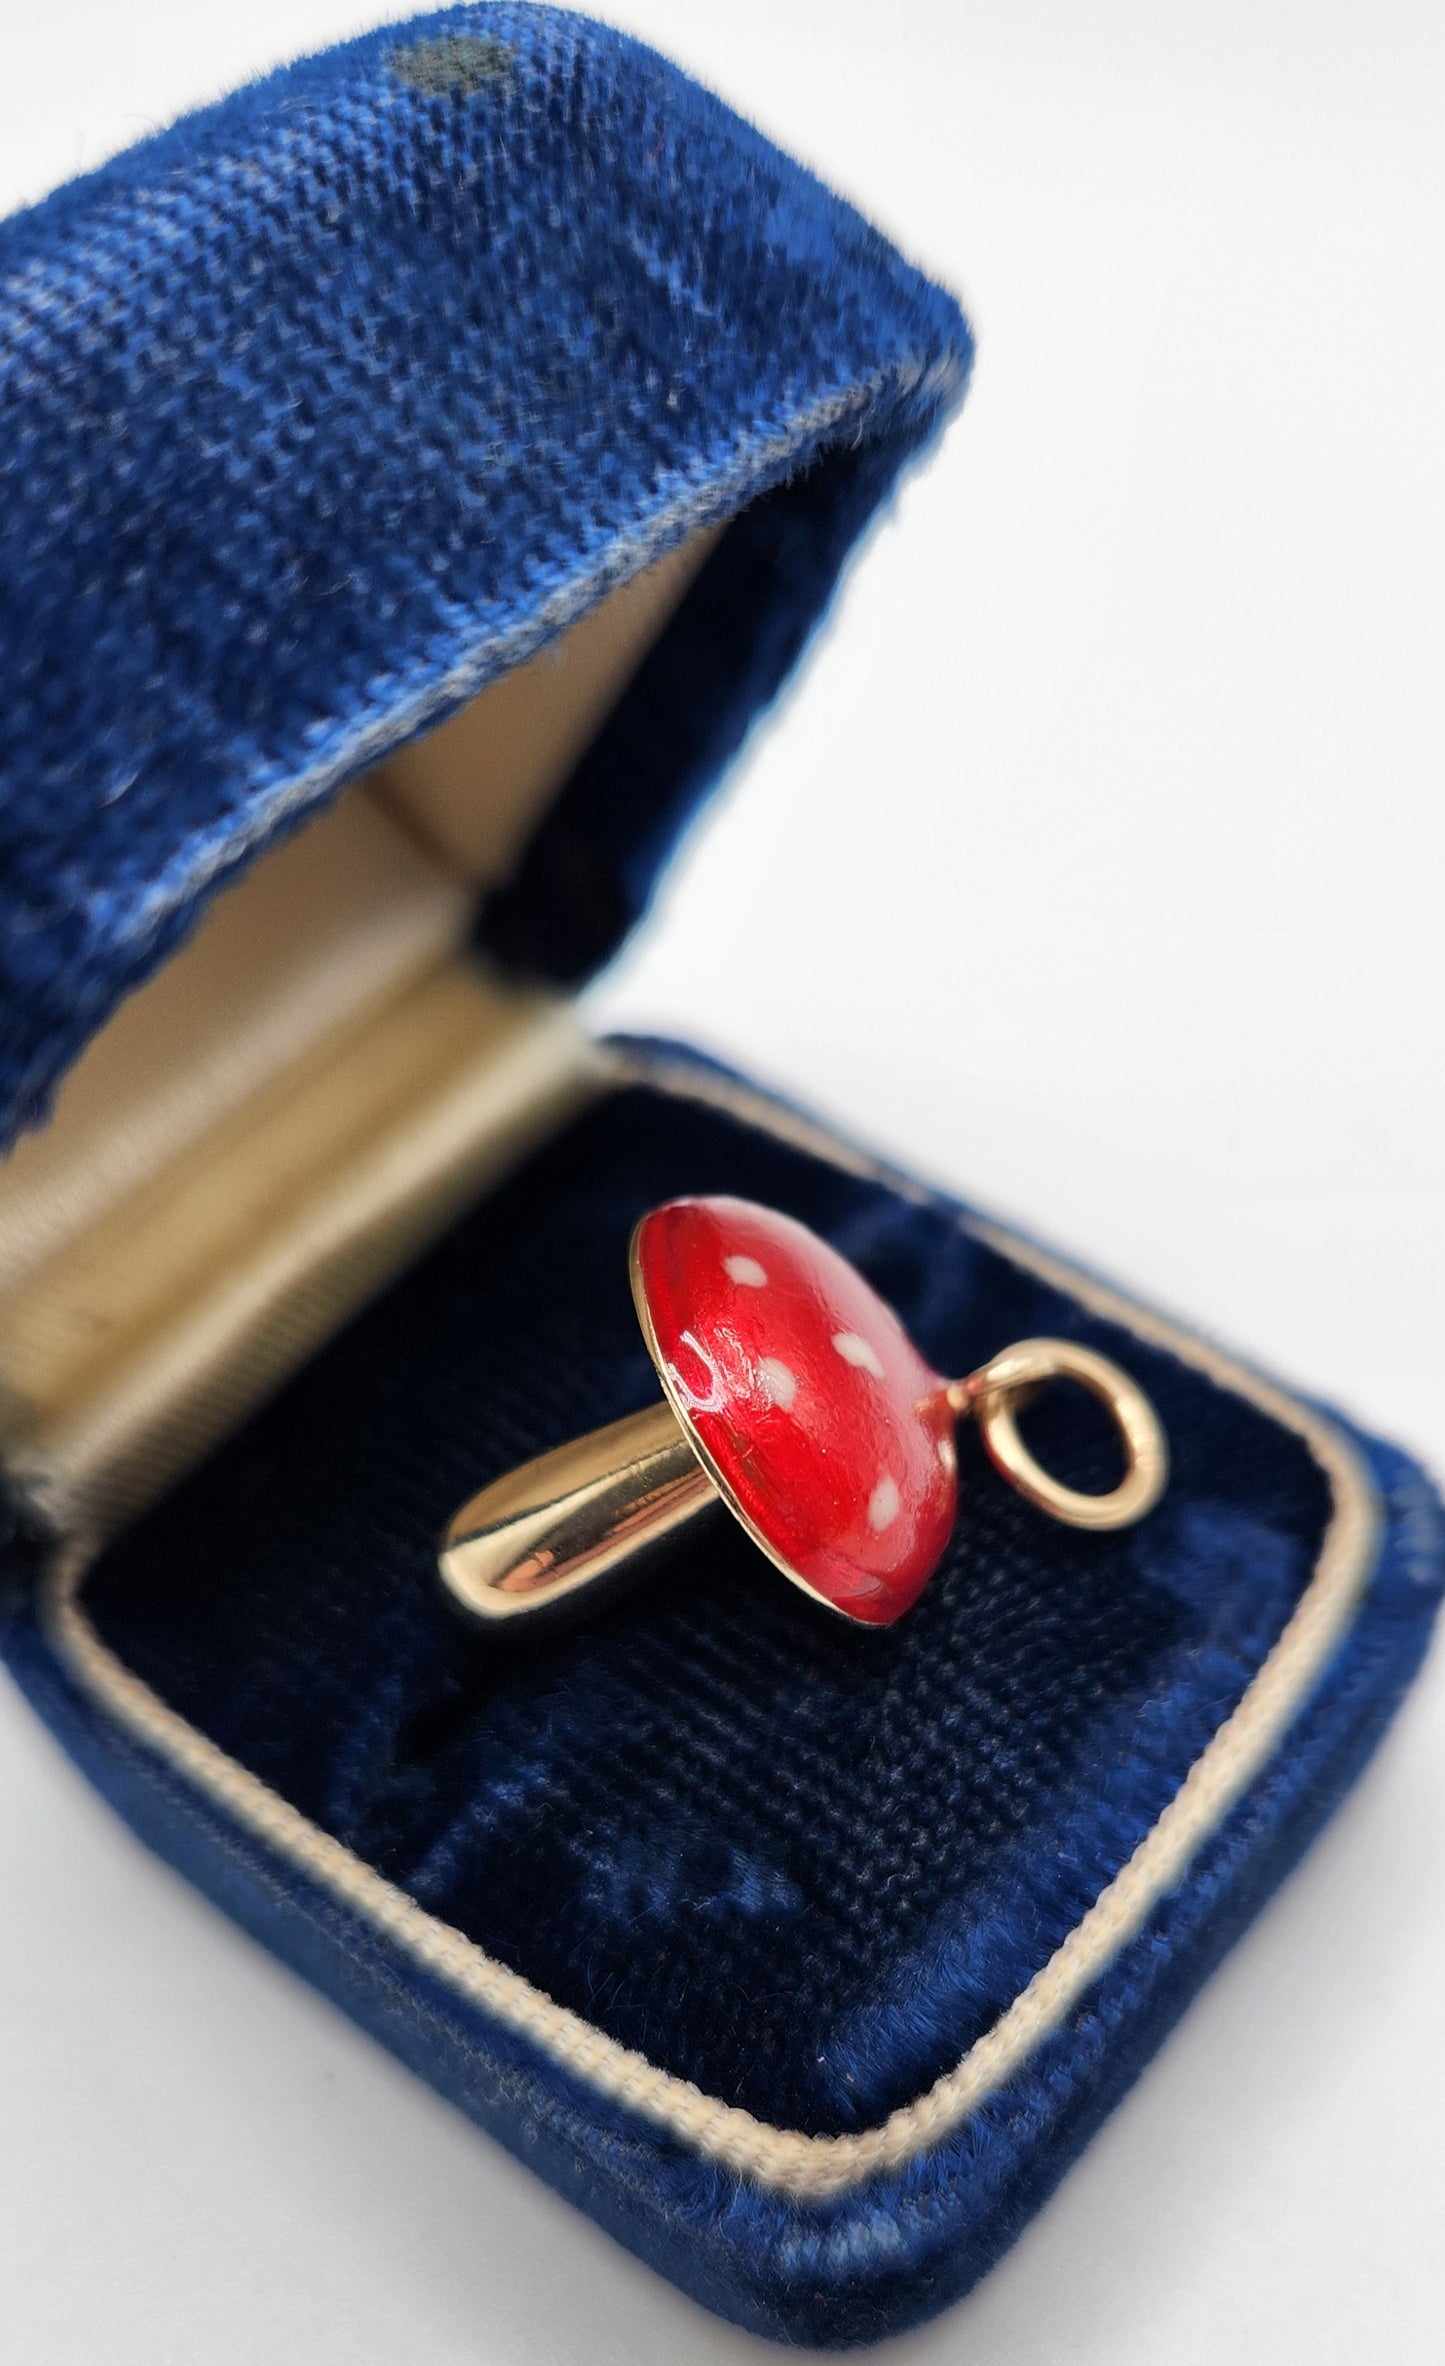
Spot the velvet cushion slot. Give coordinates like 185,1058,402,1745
68,1075,1335,2131
0,3,971,1140
2,1049,1439,2345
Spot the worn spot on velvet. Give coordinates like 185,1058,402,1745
390,35,516,94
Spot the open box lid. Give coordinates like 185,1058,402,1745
0,2,971,1148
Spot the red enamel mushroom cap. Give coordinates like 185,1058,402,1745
631,1196,957,1625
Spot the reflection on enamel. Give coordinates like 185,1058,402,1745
671,1328,724,1413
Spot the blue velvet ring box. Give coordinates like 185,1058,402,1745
1,7,1441,2349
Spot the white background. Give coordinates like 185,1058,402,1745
1,4,1442,2359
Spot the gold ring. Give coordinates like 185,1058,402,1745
441,1201,1171,1635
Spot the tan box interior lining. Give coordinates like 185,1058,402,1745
0,529,717,1543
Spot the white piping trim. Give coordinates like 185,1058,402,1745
41,1055,1380,2202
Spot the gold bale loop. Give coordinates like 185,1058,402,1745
954,1338,1168,1531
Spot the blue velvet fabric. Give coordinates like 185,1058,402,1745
0,3,969,1139
2,1053,1440,2343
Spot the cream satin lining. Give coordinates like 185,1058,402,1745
368,530,716,878
0,796,474,1299
0,533,713,1540
44,1051,1380,2201
6,967,600,1542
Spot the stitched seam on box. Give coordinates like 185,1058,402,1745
42,1054,1380,2201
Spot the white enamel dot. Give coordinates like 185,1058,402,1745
868,1475,901,1532
757,1356,799,1410
937,1435,957,1473
832,1330,886,1379
724,1254,769,1288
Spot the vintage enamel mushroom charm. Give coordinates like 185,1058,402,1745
439,1196,1168,1630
